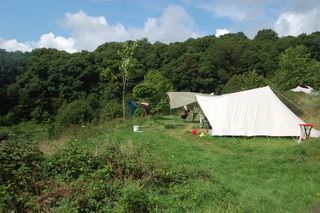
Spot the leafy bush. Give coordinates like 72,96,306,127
133,71,173,114
0,126,34,142
0,127,14,141
43,139,99,180
56,100,94,127
50,100,94,137
0,137,44,211
118,182,150,213
150,96,170,114
1,131,219,211
133,83,158,101
99,100,122,121
39,140,204,211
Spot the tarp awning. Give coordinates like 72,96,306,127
167,92,210,109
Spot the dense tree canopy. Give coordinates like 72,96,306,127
273,45,320,90
1,29,320,124
222,70,268,94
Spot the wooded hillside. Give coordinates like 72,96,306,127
1,29,320,125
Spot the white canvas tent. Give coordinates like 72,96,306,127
196,86,320,137
167,92,210,109
290,86,316,94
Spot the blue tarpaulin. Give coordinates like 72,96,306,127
128,100,137,117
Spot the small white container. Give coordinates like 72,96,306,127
133,125,140,132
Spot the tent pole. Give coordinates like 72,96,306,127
170,108,175,123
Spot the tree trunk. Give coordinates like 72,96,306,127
122,75,126,123
122,93,125,123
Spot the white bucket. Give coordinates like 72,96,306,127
133,125,139,132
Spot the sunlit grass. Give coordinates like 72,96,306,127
40,115,320,212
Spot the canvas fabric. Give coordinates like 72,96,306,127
290,86,315,94
167,92,211,109
196,86,320,137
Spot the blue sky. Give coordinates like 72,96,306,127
1,0,320,52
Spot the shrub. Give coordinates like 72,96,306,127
150,97,170,114
50,100,94,137
133,83,158,102
86,95,101,122
118,182,150,213
0,138,44,211
0,127,15,141
133,70,173,114
99,100,122,121
70,177,118,211
43,139,99,180
56,100,94,127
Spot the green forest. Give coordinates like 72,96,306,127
1,29,320,127
1,29,320,212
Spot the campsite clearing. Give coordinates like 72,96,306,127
39,116,320,212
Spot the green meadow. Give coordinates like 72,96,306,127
24,116,319,212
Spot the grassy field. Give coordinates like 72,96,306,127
38,116,320,212
2,91,319,211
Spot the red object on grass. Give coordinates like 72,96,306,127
191,130,197,135
299,123,313,127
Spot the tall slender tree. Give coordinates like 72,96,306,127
118,41,138,122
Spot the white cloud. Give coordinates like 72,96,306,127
62,10,130,51
0,33,76,53
184,0,320,38
184,0,275,37
1,6,200,53
215,28,230,37
36,33,76,53
62,6,200,50
274,9,320,36
0,38,32,52
129,5,200,43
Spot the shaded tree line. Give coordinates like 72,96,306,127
1,29,320,126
